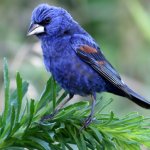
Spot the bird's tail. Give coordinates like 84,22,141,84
124,86,150,109
109,84,150,109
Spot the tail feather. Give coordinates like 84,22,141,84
124,86,150,109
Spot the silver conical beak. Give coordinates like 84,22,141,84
27,23,45,36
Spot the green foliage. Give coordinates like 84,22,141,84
0,59,150,150
124,0,150,41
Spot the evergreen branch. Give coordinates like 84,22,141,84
0,59,150,150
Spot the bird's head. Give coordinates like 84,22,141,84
27,4,74,39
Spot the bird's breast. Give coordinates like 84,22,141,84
51,50,106,95
42,37,107,95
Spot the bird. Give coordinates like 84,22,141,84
27,4,150,127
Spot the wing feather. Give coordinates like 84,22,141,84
71,34,127,93
71,34,150,109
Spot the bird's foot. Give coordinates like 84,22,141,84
40,111,57,122
84,116,93,127
80,115,94,131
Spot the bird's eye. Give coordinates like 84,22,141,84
45,17,51,23
41,17,51,25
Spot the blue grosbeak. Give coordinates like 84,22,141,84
28,4,150,127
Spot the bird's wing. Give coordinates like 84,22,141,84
71,34,126,91
70,35,150,109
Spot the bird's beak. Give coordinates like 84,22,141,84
27,23,45,36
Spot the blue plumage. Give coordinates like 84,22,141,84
28,4,150,127
41,33,107,96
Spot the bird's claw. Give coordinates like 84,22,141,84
41,113,55,122
84,116,93,127
80,115,94,131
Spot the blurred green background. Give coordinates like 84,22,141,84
0,0,150,116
